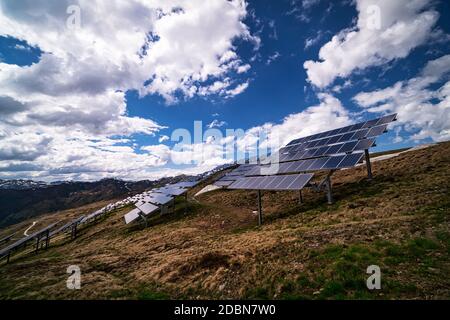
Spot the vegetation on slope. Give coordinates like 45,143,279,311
0,142,449,300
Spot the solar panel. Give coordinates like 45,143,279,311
285,113,396,147
135,200,146,207
219,175,241,181
229,173,314,191
214,180,235,187
155,188,187,196
376,113,397,125
124,208,142,224
171,181,198,188
367,124,388,137
136,202,159,216
336,152,364,168
322,155,346,170
145,193,173,205
247,152,368,176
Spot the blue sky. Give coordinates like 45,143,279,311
0,0,449,181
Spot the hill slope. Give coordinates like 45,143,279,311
0,142,449,299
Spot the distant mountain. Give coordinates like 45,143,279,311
0,179,51,190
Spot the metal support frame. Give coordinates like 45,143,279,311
71,223,78,239
139,214,148,228
35,236,40,254
298,190,303,204
257,190,263,226
325,175,333,205
45,230,50,249
364,149,373,180
308,170,335,205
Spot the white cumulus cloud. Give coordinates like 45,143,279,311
353,54,450,142
304,0,440,88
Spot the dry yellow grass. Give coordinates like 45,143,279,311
0,142,449,300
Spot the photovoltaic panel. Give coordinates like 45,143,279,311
245,153,366,176
279,125,379,155
145,193,173,205
214,180,235,187
362,118,379,128
220,175,241,181
367,124,388,137
355,139,375,150
136,202,159,216
124,208,142,224
155,188,187,196
136,200,146,207
336,152,364,168
322,155,346,170
171,181,198,188
337,141,358,154
285,113,396,147
376,113,397,125
229,173,314,191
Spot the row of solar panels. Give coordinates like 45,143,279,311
0,222,59,259
123,180,199,225
280,124,387,154
49,215,85,238
245,152,365,177
286,114,397,147
213,114,397,192
229,173,314,191
275,138,374,163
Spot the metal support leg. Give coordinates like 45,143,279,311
257,190,263,226
7,252,10,264
140,215,148,228
45,230,50,249
298,190,303,204
365,149,373,180
326,176,333,205
35,236,40,253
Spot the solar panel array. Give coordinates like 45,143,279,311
286,114,396,147
217,114,397,193
0,222,59,261
229,173,314,191
213,164,257,188
245,153,365,177
49,216,85,238
275,138,375,163
123,179,200,225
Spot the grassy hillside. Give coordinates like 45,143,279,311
0,142,449,300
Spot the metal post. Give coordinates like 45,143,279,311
7,251,10,264
364,149,373,180
257,190,263,226
326,176,333,205
140,215,148,228
35,236,40,253
298,190,303,204
45,230,50,249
